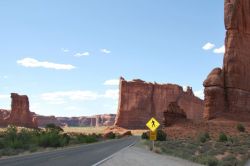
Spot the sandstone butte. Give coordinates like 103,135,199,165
0,93,116,128
204,0,250,119
115,77,204,129
2,93,38,128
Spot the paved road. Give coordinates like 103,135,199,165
0,136,138,166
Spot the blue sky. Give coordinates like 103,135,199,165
0,0,225,116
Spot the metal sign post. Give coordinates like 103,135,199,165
146,117,160,151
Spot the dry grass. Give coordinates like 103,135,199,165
0,128,6,132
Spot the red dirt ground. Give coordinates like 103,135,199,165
107,112,250,139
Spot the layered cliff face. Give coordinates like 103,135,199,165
115,78,204,129
4,93,37,128
204,0,250,119
0,109,10,126
34,115,61,127
56,114,116,127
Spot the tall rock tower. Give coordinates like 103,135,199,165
204,0,250,119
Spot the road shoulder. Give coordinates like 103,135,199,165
100,146,203,166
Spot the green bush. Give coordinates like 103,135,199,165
105,132,116,139
45,124,63,134
195,156,218,166
218,133,228,142
237,123,245,132
141,132,149,140
38,129,69,148
141,130,166,141
76,134,98,143
207,158,219,166
84,135,98,143
198,132,210,143
157,130,167,141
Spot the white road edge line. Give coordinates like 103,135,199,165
92,140,137,166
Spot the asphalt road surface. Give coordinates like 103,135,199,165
0,136,138,166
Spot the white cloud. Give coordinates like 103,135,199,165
17,58,75,70
213,45,225,54
202,42,215,50
0,94,9,99
74,52,90,57
182,86,188,92
30,102,42,113
102,89,119,100
41,89,119,104
104,79,119,86
41,91,99,103
101,49,111,54
65,106,80,111
61,48,70,52
194,90,204,99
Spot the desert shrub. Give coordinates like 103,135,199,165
84,135,98,143
218,133,228,142
75,134,98,143
4,125,18,142
141,132,149,140
157,130,167,141
38,129,69,148
237,123,245,132
45,124,63,134
104,132,116,139
195,155,218,166
76,134,87,143
198,132,210,143
221,155,238,166
207,158,219,166
121,131,132,137
3,126,23,149
62,133,70,145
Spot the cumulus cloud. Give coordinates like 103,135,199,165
17,58,75,70
74,52,90,57
213,45,225,54
194,90,204,99
182,86,188,92
0,94,9,99
104,79,119,86
41,89,119,104
61,48,69,52
41,91,99,103
100,49,111,54
202,42,215,50
102,89,119,100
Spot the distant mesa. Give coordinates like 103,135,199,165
56,114,116,127
115,77,204,129
0,93,116,128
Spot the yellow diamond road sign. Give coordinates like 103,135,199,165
146,117,160,131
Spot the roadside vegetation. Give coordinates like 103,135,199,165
140,127,250,166
0,124,128,157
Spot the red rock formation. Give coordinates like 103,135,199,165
203,68,225,119
204,0,250,119
115,77,204,129
56,114,116,127
163,102,186,127
5,93,37,128
34,115,61,127
0,109,10,126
